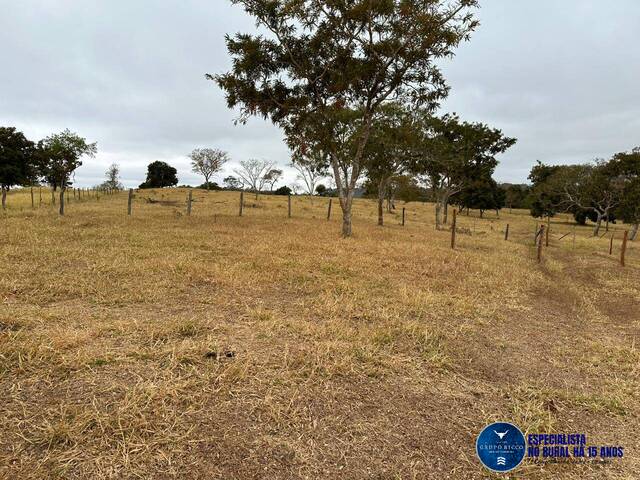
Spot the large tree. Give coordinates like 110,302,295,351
551,162,624,236
610,148,640,240
526,161,563,219
411,113,515,229
39,129,97,215
213,0,478,237
0,127,35,210
139,161,179,189
190,148,229,190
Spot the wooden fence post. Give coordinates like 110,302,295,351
327,198,332,220
505,224,510,241
288,194,292,218
402,207,405,226
127,188,133,216
239,191,244,217
609,234,614,255
537,225,545,263
450,209,457,249
621,231,628,267
39,187,42,207
187,191,193,216
30,187,34,209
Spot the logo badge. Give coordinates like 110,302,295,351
476,422,526,472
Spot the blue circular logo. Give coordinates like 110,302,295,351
476,422,526,472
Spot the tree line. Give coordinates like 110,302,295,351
0,127,96,214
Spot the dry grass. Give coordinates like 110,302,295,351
1,187,639,479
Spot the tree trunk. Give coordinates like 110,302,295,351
435,202,443,230
377,177,386,226
443,199,449,225
480,210,484,219
593,212,603,236
59,184,65,215
1,187,6,210
205,175,211,191
630,223,639,241
341,193,354,237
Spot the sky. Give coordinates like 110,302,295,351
1,0,639,188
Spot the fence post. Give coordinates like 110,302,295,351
402,207,405,226
327,198,332,220
609,234,614,255
127,188,133,216
537,225,545,263
621,231,628,267
30,187,34,209
239,191,244,217
450,209,457,249
505,223,510,241
187,191,193,216
39,187,42,207
288,194,292,218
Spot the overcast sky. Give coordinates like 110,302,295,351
1,1,639,188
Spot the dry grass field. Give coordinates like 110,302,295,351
1,187,639,479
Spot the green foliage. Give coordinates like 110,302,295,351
274,185,292,196
139,161,178,189
213,0,479,235
457,178,505,216
526,161,564,218
501,184,531,209
38,129,97,189
0,127,35,189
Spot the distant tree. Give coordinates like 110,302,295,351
274,185,292,196
551,162,624,236
526,161,563,219
0,127,35,209
213,0,479,237
223,176,243,190
315,184,327,196
189,148,229,190
197,182,222,190
263,168,283,192
233,159,274,199
139,161,178,189
101,163,124,191
502,184,530,211
411,113,516,229
290,150,328,196
39,129,97,215
457,178,505,218
363,103,415,226
610,148,640,240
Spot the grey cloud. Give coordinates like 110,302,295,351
1,0,639,187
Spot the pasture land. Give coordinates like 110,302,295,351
1,188,639,479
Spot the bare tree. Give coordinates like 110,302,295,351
190,148,229,190
233,159,274,199
291,152,328,196
103,163,123,191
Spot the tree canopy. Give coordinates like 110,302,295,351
139,161,179,189
213,0,479,236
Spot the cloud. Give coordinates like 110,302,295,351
1,0,638,187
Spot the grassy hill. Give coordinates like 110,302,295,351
1,188,638,478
